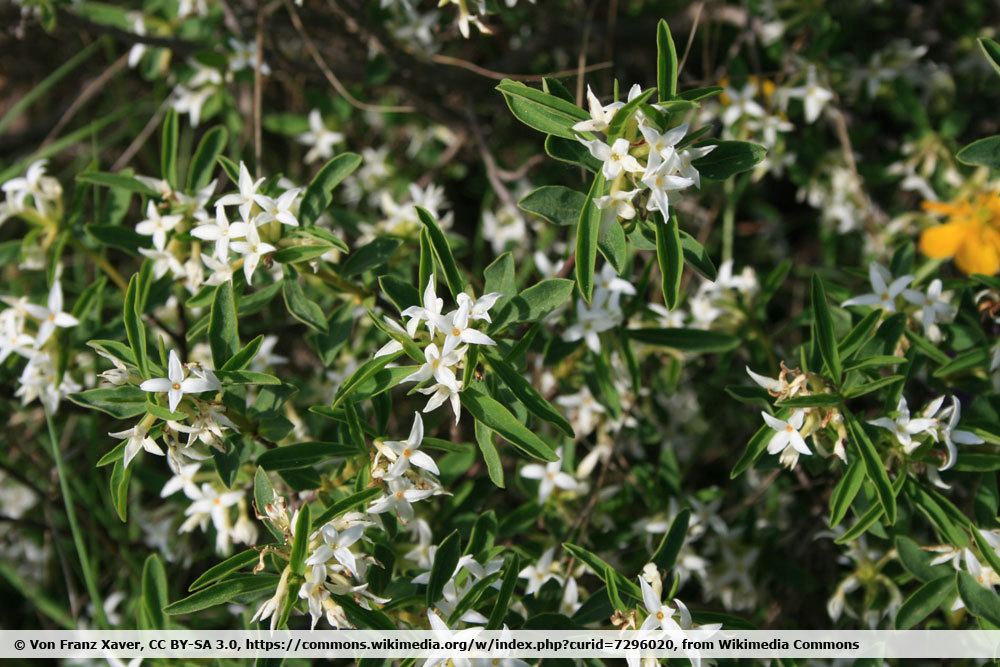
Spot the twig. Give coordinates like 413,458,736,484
112,98,170,171
41,54,129,149
677,2,704,76
466,107,516,212
283,0,414,114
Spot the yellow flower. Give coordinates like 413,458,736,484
919,192,1000,275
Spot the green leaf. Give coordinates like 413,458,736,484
895,575,954,629
829,458,865,528
483,253,516,308
544,135,600,172
189,549,260,591
140,554,168,630
485,351,574,438
474,420,505,488
460,385,558,462
606,88,655,139
979,37,1000,77
811,275,842,384
652,508,689,571
486,553,520,629
496,79,589,139
626,328,740,353
519,185,586,226
956,135,1000,170
109,458,131,522
379,275,420,312
68,386,147,419
679,231,717,280
187,126,228,191
289,504,311,576
331,352,402,409
257,442,356,470
282,269,328,333
214,370,280,385
490,278,575,333
123,273,148,378
417,206,465,297
841,375,905,399
299,153,362,226
576,174,606,302
209,281,240,368
221,335,264,372
656,213,684,309
776,393,842,408
656,18,678,101
934,347,990,378
597,212,627,274
691,140,766,179
161,108,179,188
845,412,896,524
562,543,641,602
313,487,382,526
164,574,279,615
426,530,461,606
341,237,401,277
76,171,158,197
957,571,1000,626
905,480,970,547
896,536,948,583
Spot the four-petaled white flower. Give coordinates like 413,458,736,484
256,188,301,227
229,220,276,284
298,109,345,164
594,189,640,221
139,349,221,413
216,161,267,221
368,477,435,523
761,410,812,457
109,420,164,469
868,396,937,452
306,523,366,577
518,547,562,596
580,137,645,180
135,201,182,251
935,397,983,471
520,448,579,501
902,279,955,340
642,160,694,219
783,66,834,123
23,281,78,345
191,206,247,260
433,299,497,356
401,276,445,337
638,576,685,637
384,412,439,479
842,262,914,312
572,86,620,133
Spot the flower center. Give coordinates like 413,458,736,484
172,382,182,390
451,327,461,337
402,448,412,458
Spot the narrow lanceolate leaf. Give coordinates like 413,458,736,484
845,412,897,525
289,504,311,577
652,508,690,570
519,186,586,226
187,126,228,191
656,212,684,309
956,135,1000,170
576,174,606,302
957,571,1000,626
426,530,461,606
123,273,148,378
209,281,239,368
979,37,1000,77
164,574,279,615
485,351,574,438
828,457,865,528
331,352,402,409
489,278,575,333
416,206,465,298
679,231,717,280
282,270,327,333
656,18,678,101
313,487,382,526
140,554,168,630
474,420,505,488
487,553,520,629
76,172,159,197
160,108,179,188
257,441,357,470
189,549,260,591
221,335,264,372
895,575,954,629
299,152,362,225
626,328,739,353
496,79,590,139
460,385,558,462
811,275,842,384
691,141,766,179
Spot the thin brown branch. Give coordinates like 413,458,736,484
429,54,613,82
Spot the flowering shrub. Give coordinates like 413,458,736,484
2,0,1000,650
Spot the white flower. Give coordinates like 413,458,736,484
520,448,578,502
161,462,200,498
229,221,276,284
140,247,185,280
456,291,503,324
298,110,344,164
642,159,694,219
580,137,644,180
2,160,62,216
424,610,483,667
306,523,366,577
139,349,221,413
761,410,812,459
368,477,435,523
433,299,497,356
572,85,620,133
783,66,834,123
383,412,439,479
936,397,983,471
868,397,937,452
228,37,270,75
403,343,463,390
556,386,605,438
201,253,234,285
401,276,445,337
180,483,243,555
639,122,687,170
902,279,955,341
136,201,182,251
190,206,247,260
563,299,620,353
594,188,640,221
638,576,685,637
0,314,35,363
216,161,267,221
109,421,164,469
418,380,464,424
171,84,215,128
23,280,78,345
127,16,147,68
720,82,766,126
298,564,332,629
842,262,914,312
256,188,301,227
518,547,562,596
